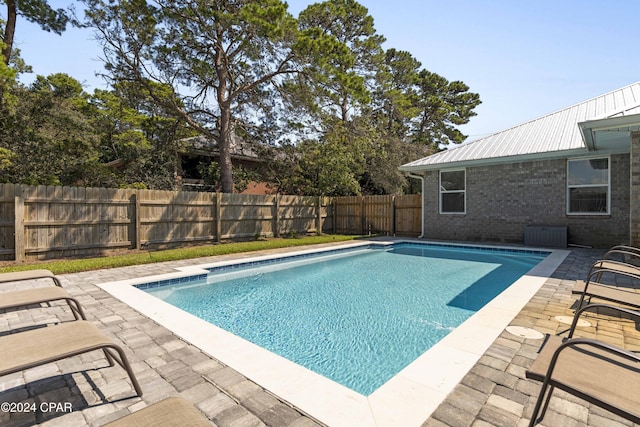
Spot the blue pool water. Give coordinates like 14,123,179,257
142,243,547,395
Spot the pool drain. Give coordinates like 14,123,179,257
554,315,592,327
505,326,544,339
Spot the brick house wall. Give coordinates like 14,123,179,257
631,131,640,247
421,153,630,248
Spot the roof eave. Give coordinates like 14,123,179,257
578,113,640,151
398,146,633,172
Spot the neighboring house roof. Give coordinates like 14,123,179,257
400,81,640,171
180,134,261,162
104,133,263,173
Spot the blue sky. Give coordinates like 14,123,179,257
7,0,640,142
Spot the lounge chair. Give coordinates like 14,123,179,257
525,303,640,426
0,320,142,397
0,286,86,320
104,397,212,427
600,244,640,259
587,245,640,281
0,269,85,320
0,269,62,287
572,267,640,310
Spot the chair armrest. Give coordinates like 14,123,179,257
567,303,640,338
586,264,640,283
603,247,640,264
608,245,640,256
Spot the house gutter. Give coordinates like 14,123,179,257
407,173,425,238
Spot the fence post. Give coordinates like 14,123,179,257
361,196,366,235
216,192,222,242
273,196,280,238
332,198,337,234
315,196,323,235
132,193,142,250
391,195,396,236
14,195,25,262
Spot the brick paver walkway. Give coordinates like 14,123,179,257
0,244,638,426
423,248,640,427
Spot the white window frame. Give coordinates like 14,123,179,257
566,156,610,215
439,169,466,214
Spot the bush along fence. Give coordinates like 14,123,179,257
0,184,422,261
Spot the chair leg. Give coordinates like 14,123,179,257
104,345,143,397
577,293,587,311
529,383,554,426
596,270,603,282
538,384,555,422
102,348,116,367
64,297,87,320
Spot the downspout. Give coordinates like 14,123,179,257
407,173,425,238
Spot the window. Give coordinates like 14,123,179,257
440,170,465,213
567,157,609,214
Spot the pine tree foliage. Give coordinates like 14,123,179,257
0,0,481,196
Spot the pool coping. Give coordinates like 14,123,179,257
96,239,569,427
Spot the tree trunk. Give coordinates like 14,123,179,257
341,94,349,123
2,0,16,66
0,0,16,108
218,106,234,193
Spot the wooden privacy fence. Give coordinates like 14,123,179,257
0,184,422,261
0,184,331,261
333,194,422,237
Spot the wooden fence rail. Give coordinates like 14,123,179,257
0,183,421,261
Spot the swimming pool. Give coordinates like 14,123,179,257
98,239,569,427
141,243,547,395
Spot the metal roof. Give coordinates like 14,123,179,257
180,134,260,161
400,82,640,171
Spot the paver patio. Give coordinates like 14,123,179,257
0,242,638,426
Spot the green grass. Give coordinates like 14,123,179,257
0,235,361,275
